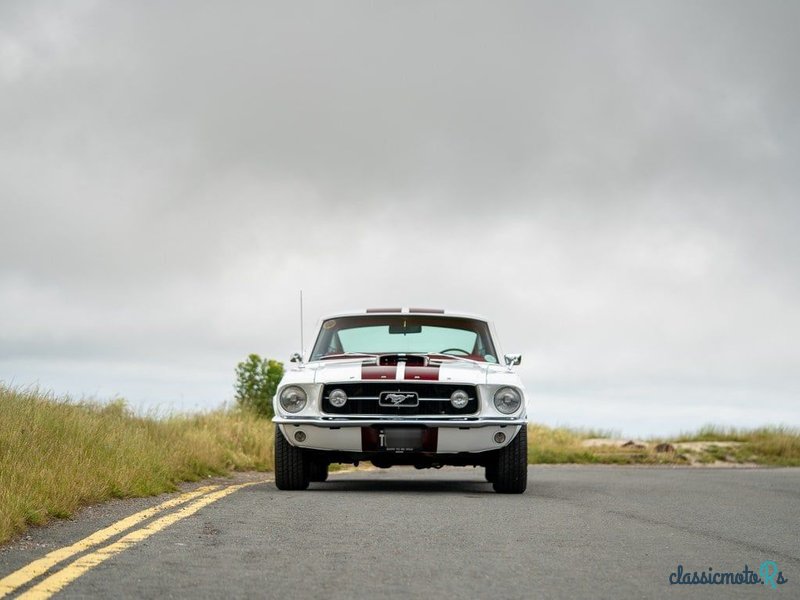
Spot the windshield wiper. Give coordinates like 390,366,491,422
426,353,485,365
317,352,380,360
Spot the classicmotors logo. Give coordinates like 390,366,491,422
669,561,788,590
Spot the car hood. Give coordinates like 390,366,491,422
302,358,511,386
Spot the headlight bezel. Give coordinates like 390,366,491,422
279,385,308,413
493,386,522,414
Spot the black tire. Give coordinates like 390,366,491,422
309,461,329,482
275,428,309,490
485,461,497,483
492,427,528,494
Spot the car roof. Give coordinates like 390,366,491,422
319,308,490,322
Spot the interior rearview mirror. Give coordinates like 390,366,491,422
388,323,422,334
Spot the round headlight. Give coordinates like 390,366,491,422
493,387,522,414
329,388,348,408
279,386,307,413
450,389,470,409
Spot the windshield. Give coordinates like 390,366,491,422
310,315,498,363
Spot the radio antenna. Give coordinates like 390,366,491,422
299,289,304,360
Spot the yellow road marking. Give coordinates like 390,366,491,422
19,482,258,600
0,485,220,598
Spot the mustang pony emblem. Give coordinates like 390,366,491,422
385,393,413,404
379,392,419,406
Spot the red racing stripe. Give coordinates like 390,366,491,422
403,365,440,381
361,365,398,380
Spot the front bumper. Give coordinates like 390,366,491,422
273,416,526,427
274,416,526,453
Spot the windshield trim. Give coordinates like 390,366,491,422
310,315,497,363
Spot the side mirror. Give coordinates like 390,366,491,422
290,352,303,363
504,354,522,367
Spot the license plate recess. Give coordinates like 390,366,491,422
384,427,424,450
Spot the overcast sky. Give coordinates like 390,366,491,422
1,1,798,435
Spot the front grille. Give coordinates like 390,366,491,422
321,383,478,416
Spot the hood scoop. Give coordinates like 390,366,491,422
377,353,428,367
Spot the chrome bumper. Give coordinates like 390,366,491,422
273,416,526,428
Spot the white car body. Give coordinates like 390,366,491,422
273,309,528,482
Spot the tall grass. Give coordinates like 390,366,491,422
527,423,800,466
672,424,800,465
526,424,608,464
0,385,273,545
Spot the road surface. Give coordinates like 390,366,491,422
1,466,798,599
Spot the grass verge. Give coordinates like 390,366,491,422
0,385,273,545
527,423,800,466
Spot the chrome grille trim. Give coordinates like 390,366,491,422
321,382,479,416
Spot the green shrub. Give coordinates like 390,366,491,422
234,354,283,418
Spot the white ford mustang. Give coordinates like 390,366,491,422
272,308,528,493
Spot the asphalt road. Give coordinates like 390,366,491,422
1,466,798,599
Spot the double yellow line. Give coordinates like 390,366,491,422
0,481,262,599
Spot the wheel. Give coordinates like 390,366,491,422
309,461,329,482
491,427,527,494
275,428,309,490
485,461,497,483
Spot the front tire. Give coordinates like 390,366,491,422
491,427,528,494
485,461,497,483
275,428,309,490
309,461,329,482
